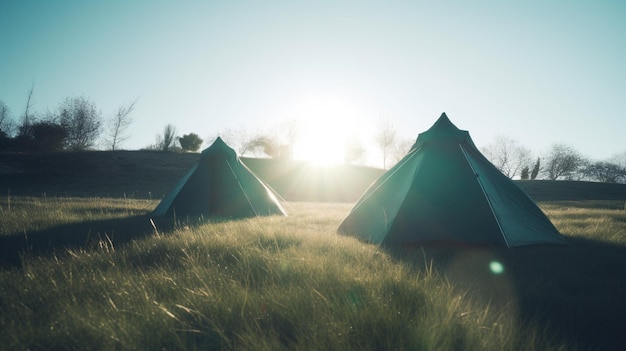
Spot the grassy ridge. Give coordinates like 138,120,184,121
0,151,199,199
0,151,386,202
3,151,626,203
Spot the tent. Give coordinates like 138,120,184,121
337,113,566,247
152,137,286,218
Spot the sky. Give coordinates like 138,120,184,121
1,0,625,167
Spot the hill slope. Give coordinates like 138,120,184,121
2,151,626,202
0,151,384,202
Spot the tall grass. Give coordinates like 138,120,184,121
542,201,626,244
0,195,156,237
1,198,623,350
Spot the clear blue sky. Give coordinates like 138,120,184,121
1,0,624,166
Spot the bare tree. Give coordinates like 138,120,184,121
0,100,14,137
208,127,251,155
208,122,297,159
155,124,178,152
59,96,103,151
21,83,35,127
609,151,626,169
481,136,533,178
239,120,298,159
543,143,585,180
375,118,396,169
243,134,288,159
104,99,136,150
390,137,415,166
582,161,626,183
278,119,299,159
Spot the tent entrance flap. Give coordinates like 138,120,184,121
226,159,258,216
460,144,509,247
461,143,566,246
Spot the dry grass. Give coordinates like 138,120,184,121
0,197,624,350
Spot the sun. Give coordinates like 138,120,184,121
290,95,358,166
294,119,347,165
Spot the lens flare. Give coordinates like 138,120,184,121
489,261,505,275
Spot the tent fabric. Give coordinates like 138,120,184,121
152,137,286,218
337,113,566,248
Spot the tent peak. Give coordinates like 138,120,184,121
202,136,237,158
212,136,227,147
429,112,460,132
411,112,470,150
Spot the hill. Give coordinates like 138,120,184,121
2,150,626,203
0,151,384,202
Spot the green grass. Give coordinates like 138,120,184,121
0,195,155,236
1,197,625,350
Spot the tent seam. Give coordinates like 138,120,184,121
459,144,510,247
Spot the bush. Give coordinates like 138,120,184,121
15,121,67,152
178,133,203,152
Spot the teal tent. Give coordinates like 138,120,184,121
152,137,286,218
337,113,566,247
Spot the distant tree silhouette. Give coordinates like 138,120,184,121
16,120,67,152
154,124,178,152
481,136,533,179
178,133,203,152
544,144,585,180
609,151,626,171
245,135,282,158
211,121,298,159
531,157,541,180
375,118,396,169
0,100,14,139
520,166,530,180
21,83,35,128
208,127,252,155
278,119,298,159
59,96,102,151
104,99,136,150
0,102,11,149
582,161,626,183
390,137,414,166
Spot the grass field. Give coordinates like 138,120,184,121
1,196,625,350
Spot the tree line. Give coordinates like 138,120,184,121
481,136,626,183
201,119,626,184
0,85,136,152
0,86,207,154
2,87,624,183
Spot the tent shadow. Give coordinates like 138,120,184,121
386,238,626,350
0,214,192,268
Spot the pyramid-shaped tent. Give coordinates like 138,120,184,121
337,113,566,248
152,137,286,218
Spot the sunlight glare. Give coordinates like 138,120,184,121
292,94,359,166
